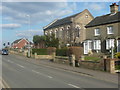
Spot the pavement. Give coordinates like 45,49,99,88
2,54,119,88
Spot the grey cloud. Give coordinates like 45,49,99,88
16,30,43,38
2,2,73,25
1,24,21,29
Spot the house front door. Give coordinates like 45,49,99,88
84,40,92,54
117,40,120,52
84,41,88,54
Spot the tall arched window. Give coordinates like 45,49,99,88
67,25,70,29
45,31,48,35
75,25,81,37
54,28,58,38
55,28,59,38
66,25,70,39
49,30,52,36
60,27,64,38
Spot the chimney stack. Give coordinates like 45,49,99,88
110,3,119,14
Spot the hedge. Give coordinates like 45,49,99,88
56,48,69,56
32,49,48,55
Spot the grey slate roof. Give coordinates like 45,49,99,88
44,12,81,30
86,12,120,28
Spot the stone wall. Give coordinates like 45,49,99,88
79,60,104,71
34,55,53,60
54,56,69,65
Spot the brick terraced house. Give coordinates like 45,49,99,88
84,3,120,54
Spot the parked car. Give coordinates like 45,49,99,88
2,49,9,55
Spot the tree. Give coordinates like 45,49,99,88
45,34,59,48
33,34,59,48
33,35,46,48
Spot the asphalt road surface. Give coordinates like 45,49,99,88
2,54,118,88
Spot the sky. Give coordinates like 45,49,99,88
0,0,120,49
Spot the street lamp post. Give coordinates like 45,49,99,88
26,14,31,58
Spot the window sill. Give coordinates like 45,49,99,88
94,35,100,37
107,33,114,35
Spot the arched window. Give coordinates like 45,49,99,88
67,25,70,29
75,25,81,37
55,28,58,38
45,31,48,35
59,27,64,37
49,30,52,36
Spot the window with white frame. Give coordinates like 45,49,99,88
117,40,120,52
94,28,100,36
93,40,101,50
106,39,114,50
88,40,92,50
107,26,113,34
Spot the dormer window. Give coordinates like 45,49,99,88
94,28,100,36
107,26,113,34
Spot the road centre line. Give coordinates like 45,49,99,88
47,76,53,78
7,59,53,79
16,64,25,68
7,60,14,63
68,84,80,88
31,70,53,79
32,70,39,74
7,59,25,69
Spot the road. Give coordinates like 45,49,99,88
2,54,118,88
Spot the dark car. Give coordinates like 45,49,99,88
2,49,9,55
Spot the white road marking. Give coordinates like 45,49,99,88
32,70,39,74
7,60,14,63
31,70,53,79
2,78,10,88
68,84,80,88
47,76,53,78
16,64,25,68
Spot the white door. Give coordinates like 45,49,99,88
84,41,88,54
117,40,120,52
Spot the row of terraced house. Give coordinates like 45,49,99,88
43,3,120,55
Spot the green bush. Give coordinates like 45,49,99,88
56,48,69,56
115,65,120,70
32,49,48,55
115,52,120,59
